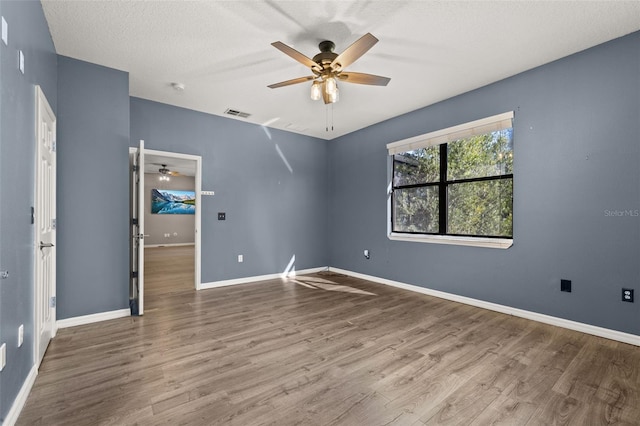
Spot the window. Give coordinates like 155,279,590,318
387,112,514,248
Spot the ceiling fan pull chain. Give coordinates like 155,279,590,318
326,105,329,132
332,104,334,131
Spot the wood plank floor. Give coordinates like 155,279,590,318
18,246,640,425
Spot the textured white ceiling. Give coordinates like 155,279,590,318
41,1,640,140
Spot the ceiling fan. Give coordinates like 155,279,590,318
154,164,180,181
268,33,390,104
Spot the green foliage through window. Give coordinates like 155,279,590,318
392,129,513,238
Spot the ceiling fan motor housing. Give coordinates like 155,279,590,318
313,41,339,74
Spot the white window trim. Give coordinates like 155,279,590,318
387,111,514,154
388,232,513,249
386,111,515,249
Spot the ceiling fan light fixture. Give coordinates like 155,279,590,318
328,85,339,104
325,76,337,96
159,164,171,181
310,80,322,101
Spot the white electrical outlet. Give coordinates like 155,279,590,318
0,343,6,371
19,50,24,74
238,254,243,263
18,324,24,347
2,17,7,45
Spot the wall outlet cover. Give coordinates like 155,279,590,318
2,17,7,46
18,324,24,347
19,50,24,74
0,343,5,371
622,288,634,303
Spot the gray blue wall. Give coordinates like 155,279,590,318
56,56,131,319
0,0,57,421
1,0,638,420
328,31,640,335
130,98,329,282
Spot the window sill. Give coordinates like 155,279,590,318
388,233,513,249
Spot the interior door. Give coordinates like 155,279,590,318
131,140,145,315
35,86,57,364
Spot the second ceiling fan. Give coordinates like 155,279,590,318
268,33,390,104
154,163,181,182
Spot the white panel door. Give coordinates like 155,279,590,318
131,140,145,314
35,86,56,364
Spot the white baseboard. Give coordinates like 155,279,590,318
57,308,130,329
200,267,328,290
52,269,634,346
3,364,38,426
329,267,640,347
145,243,195,248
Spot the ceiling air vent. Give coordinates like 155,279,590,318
224,108,251,119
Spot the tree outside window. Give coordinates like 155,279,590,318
392,128,513,238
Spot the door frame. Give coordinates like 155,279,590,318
33,85,57,366
130,140,146,314
129,146,202,307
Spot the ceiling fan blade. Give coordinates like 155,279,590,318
330,33,378,70
271,41,318,69
338,72,390,86
268,76,315,89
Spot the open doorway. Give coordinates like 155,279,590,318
129,146,202,315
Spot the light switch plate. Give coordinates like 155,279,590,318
2,17,7,45
202,190,215,196
18,324,24,347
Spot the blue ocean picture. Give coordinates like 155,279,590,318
151,189,196,214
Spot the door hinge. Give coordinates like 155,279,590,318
132,218,138,225
131,271,138,279
132,165,139,172
50,296,56,308
52,218,57,229
52,141,57,152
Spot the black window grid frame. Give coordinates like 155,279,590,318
391,143,514,239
